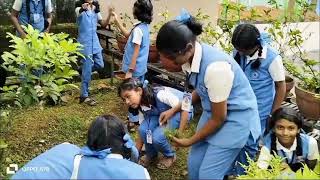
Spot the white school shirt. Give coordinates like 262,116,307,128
131,22,143,45
138,87,182,124
257,136,319,169
182,42,234,103
13,0,53,13
246,46,285,82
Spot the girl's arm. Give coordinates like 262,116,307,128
173,61,234,147
135,133,143,152
98,5,113,28
306,136,319,170
271,81,286,113
98,13,111,28
178,110,189,134
173,100,227,147
269,56,286,113
125,43,140,78
112,12,130,38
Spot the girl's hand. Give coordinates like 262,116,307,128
125,71,133,79
108,5,115,13
172,137,192,147
82,3,90,10
159,109,175,126
111,11,118,20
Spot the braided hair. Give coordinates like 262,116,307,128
269,107,303,159
232,23,263,69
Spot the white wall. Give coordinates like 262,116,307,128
256,22,320,57
100,0,219,28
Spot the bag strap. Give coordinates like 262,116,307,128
26,0,31,22
70,154,83,180
41,0,46,18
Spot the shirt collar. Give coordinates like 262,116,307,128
141,105,151,111
133,21,142,26
107,153,123,159
181,41,202,74
276,138,297,153
246,45,267,61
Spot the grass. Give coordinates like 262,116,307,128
0,79,196,179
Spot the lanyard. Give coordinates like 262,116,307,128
184,72,198,92
280,150,296,165
32,0,41,12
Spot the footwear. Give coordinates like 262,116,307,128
139,155,157,167
79,97,97,106
126,121,139,133
156,155,176,170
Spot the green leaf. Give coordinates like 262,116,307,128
0,139,8,149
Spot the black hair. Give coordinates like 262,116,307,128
269,107,303,163
232,23,263,69
156,17,203,58
133,0,153,24
75,0,100,13
118,78,156,115
86,115,131,159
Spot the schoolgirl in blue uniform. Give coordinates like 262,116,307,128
12,115,150,179
75,0,112,106
232,23,286,135
118,78,193,169
258,107,319,172
155,10,261,179
11,0,53,37
112,0,153,126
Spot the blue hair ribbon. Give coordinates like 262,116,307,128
175,8,191,23
142,80,149,88
258,32,272,46
123,133,139,163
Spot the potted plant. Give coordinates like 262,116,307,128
285,75,295,99
264,1,320,119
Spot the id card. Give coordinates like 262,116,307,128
181,92,192,112
33,14,41,23
146,130,152,144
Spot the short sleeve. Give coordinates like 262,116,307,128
131,27,143,45
257,146,272,169
156,88,180,107
12,0,23,11
268,55,285,82
97,12,103,21
46,0,53,13
307,136,320,160
204,61,234,103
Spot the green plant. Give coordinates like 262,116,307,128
164,128,179,141
262,0,320,94
151,7,171,36
0,110,10,177
238,153,319,179
1,25,82,107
